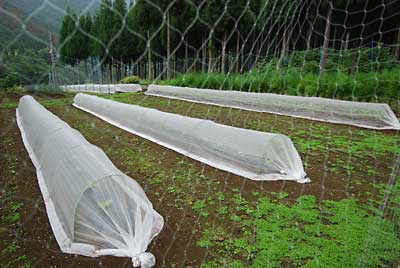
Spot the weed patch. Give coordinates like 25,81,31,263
198,194,400,268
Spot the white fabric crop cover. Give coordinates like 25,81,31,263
61,84,142,94
16,95,163,268
146,85,400,130
74,93,309,183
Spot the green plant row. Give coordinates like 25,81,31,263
161,68,400,107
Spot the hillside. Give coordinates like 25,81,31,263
0,0,100,50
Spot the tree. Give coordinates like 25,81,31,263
112,0,129,61
59,8,78,65
203,0,234,73
98,0,114,61
127,0,162,61
319,1,333,76
89,11,102,58
230,0,253,73
74,14,92,61
111,0,130,80
83,13,93,58
96,0,115,80
157,0,188,78
319,0,355,76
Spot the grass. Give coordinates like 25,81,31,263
159,48,400,112
197,190,400,268
160,69,400,103
0,145,30,268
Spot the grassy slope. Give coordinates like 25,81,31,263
0,0,101,50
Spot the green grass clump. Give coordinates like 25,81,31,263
120,75,140,84
198,194,400,268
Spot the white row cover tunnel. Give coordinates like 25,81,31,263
74,93,309,183
16,96,163,268
61,84,142,94
146,85,400,130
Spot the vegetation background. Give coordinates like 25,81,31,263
2,0,400,113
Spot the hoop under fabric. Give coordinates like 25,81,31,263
146,85,400,130
74,93,309,183
16,95,163,268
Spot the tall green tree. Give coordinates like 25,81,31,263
74,14,92,61
83,13,93,58
59,8,78,65
127,0,163,60
319,0,355,76
98,0,114,63
112,0,130,62
89,11,103,58
110,0,130,79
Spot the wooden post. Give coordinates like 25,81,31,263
110,58,114,83
77,62,81,85
120,58,124,80
394,27,400,60
345,32,350,50
332,25,337,50
307,22,313,50
208,39,213,73
320,3,332,76
166,12,171,79
49,31,57,85
221,32,227,74
276,29,287,76
185,40,188,74
236,31,240,73
148,30,152,80
202,38,206,73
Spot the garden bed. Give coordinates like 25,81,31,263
1,90,399,268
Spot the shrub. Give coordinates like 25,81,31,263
283,70,302,95
0,72,20,89
301,60,320,73
353,73,378,101
204,74,221,89
378,69,400,99
120,75,140,84
334,71,353,98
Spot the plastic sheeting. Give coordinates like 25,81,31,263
61,84,142,94
16,95,163,268
74,93,309,183
146,85,400,130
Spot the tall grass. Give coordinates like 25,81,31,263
160,47,400,112
161,69,400,100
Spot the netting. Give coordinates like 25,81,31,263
16,95,164,267
2,0,400,267
146,84,400,130
74,93,309,183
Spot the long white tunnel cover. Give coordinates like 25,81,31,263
16,95,163,268
74,93,309,183
61,84,142,94
146,85,400,130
